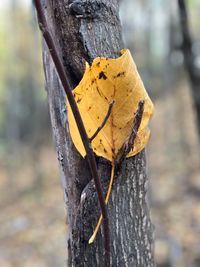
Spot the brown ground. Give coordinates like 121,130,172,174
0,147,66,267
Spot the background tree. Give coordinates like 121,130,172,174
35,0,155,266
178,0,200,134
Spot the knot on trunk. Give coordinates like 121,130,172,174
69,0,118,20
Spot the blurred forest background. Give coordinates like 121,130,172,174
0,0,200,266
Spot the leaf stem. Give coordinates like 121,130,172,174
33,1,110,265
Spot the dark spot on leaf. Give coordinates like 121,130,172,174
118,71,125,77
77,98,82,103
104,148,107,153
89,129,91,132
114,71,126,79
96,62,100,67
91,79,95,84
88,106,92,110
99,71,107,80
100,139,102,143
97,116,99,119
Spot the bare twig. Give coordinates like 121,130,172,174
90,100,115,142
116,101,144,166
34,1,110,265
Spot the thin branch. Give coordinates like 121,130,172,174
33,1,110,265
115,100,144,166
90,100,115,142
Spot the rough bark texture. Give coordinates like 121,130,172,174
40,0,155,266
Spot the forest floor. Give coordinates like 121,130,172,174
0,147,66,267
0,82,199,267
149,81,200,267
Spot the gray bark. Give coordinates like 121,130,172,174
40,0,155,266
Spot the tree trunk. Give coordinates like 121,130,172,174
39,0,155,266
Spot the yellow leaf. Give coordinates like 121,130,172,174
67,49,154,162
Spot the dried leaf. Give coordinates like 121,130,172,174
67,49,154,162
